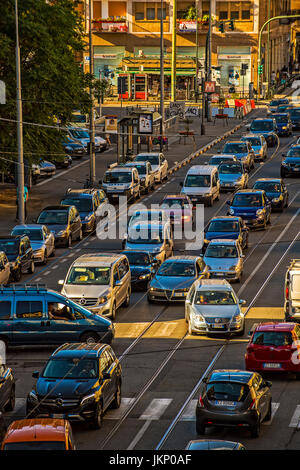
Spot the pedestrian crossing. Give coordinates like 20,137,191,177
7,397,300,429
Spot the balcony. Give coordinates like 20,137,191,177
92,18,128,33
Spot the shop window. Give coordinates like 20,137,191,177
146,7,155,19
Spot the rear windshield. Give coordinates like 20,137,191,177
287,148,300,158
206,382,249,402
38,211,68,225
162,199,186,208
252,331,293,346
3,442,66,450
290,109,300,116
0,240,19,254
210,157,234,165
135,154,159,165
242,137,261,146
207,220,239,233
61,198,93,212
223,143,247,153
123,252,151,266
253,182,281,192
205,244,238,258
157,262,195,277
274,115,288,123
218,163,243,174
250,121,274,131
12,228,43,241
103,172,132,184
231,194,262,207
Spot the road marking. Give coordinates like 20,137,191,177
67,253,73,258
289,405,300,428
51,265,58,270
44,270,51,276
61,258,68,263
35,277,41,282
127,421,152,450
143,322,178,338
181,399,197,421
263,403,280,425
35,158,90,187
105,398,135,420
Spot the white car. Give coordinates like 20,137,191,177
134,152,168,183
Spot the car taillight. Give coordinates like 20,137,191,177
248,399,256,410
198,395,204,407
286,287,289,299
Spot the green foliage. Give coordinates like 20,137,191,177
0,0,91,170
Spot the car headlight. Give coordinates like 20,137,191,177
203,239,210,245
282,161,288,167
80,393,96,406
229,208,234,215
99,294,111,304
232,314,243,322
282,126,287,130
193,313,205,322
28,390,39,404
256,209,264,216
57,230,67,236
139,273,151,280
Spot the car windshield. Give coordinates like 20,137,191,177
123,252,151,265
194,290,236,305
69,129,89,139
38,211,68,225
135,154,159,165
250,121,273,131
157,261,195,277
12,228,43,240
161,199,186,208
184,175,211,187
218,163,243,174
223,143,247,153
207,220,239,232
0,240,19,254
103,172,132,184
231,194,262,207
274,115,288,123
66,267,110,285
253,182,281,192
252,331,293,346
71,114,86,123
242,137,261,146
127,226,163,244
206,382,249,402
287,148,300,157
42,358,99,379
61,198,93,212
129,212,164,225
205,245,238,258
3,442,66,450
210,157,234,165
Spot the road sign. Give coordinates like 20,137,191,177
138,113,153,134
204,81,216,93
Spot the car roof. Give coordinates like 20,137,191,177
251,118,274,121
163,194,188,199
253,178,281,183
253,322,295,332
224,140,247,144
72,253,124,267
105,167,134,173
40,205,71,211
187,165,216,174
163,255,199,262
186,440,241,450
209,216,241,221
209,370,253,383
62,193,92,199
136,152,160,156
210,154,236,159
195,279,232,290
52,342,108,358
128,221,165,230
12,224,44,230
207,239,238,246
234,189,264,195
241,134,262,139
4,419,68,443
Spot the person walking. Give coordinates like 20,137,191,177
16,185,28,222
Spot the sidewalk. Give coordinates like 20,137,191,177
0,110,260,237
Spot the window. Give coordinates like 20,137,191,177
16,301,43,318
157,7,166,19
118,259,129,278
134,2,145,20
134,2,168,21
100,350,112,374
113,267,120,285
0,301,11,320
217,1,252,21
0,364,5,376
146,7,155,19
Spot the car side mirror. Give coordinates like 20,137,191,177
115,279,123,287
226,200,231,205
239,299,246,305
32,371,39,379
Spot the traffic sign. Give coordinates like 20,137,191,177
204,81,216,93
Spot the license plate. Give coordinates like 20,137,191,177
52,414,65,419
215,273,224,276
215,400,236,406
213,324,224,328
263,363,281,369
174,292,185,297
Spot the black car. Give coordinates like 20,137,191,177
61,189,101,234
26,342,122,429
122,250,159,290
0,363,15,414
252,178,288,211
196,369,272,438
185,440,245,450
281,145,300,178
0,235,34,281
37,205,82,248
62,137,86,158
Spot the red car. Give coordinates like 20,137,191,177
161,194,194,228
245,322,300,373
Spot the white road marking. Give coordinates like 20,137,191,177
105,398,135,420
35,277,41,282
44,270,51,276
289,405,300,428
51,265,58,270
180,399,197,421
127,421,152,450
35,159,90,187
263,402,280,425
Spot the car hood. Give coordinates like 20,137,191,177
284,158,300,164
130,266,152,276
6,253,18,262
78,211,93,220
263,191,282,199
150,275,195,290
30,240,46,251
45,224,68,234
62,285,110,298
193,304,240,318
203,257,239,269
230,206,262,215
205,231,239,241
35,378,97,399
219,173,242,183
181,187,210,195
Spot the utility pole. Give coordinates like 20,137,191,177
15,0,25,224
194,0,199,103
207,0,212,122
266,0,271,96
171,0,177,102
88,0,96,185
160,0,165,151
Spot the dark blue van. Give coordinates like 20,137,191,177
0,285,114,346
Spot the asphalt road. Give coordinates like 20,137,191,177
4,107,300,451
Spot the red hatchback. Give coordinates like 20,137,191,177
161,194,194,228
245,322,300,373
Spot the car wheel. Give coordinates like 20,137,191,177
188,321,194,335
280,170,286,178
250,417,261,438
42,251,47,265
264,400,272,422
80,332,99,343
5,386,15,412
50,247,55,257
207,196,213,207
196,421,206,435
77,229,83,241
67,235,72,248
123,289,130,308
111,302,117,320
285,197,289,208
28,260,35,274
13,267,21,282
110,381,122,409
90,402,103,430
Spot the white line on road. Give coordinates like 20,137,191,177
35,159,90,187
289,405,300,428
35,277,41,282
105,398,135,420
180,400,197,421
44,270,51,276
263,403,280,425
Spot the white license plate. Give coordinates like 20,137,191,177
215,400,236,406
52,414,64,419
263,363,281,369
174,292,185,297
215,273,224,276
213,324,224,328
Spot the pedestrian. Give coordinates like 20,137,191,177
16,185,28,222
105,133,111,147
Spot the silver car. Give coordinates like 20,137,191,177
203,239,244,282
11,224,55,264
185,279,246,336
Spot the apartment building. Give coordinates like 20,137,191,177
78,0,298,100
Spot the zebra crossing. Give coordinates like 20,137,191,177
7,397,300,429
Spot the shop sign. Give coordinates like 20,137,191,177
211,93,219,103
94,54,117,59
105,116,118,134
178,21,197,32
138,113,153,134
204,81,216,93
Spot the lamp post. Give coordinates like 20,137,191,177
171,0,177,102
88,0,96,185
15,0,25,224
160,0,165,151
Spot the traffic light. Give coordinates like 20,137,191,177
218,22,224,33
229,20,234,30
258,64,263,75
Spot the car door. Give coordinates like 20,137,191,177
118,258,130,302
12,298,46,344
1,254,10,285
99,349,115,411
45,299,91,343
24,237,33,270
253,374,269,420
133,170,140,197
185,284,196,322
0,300,13,344
112,265,122,309
0,255,7,285
281,182,288,206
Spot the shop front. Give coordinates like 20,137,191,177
217,46,252,93
93,46,126,87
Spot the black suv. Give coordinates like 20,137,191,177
26,342,122,429
61,189,101,234
0,363,15,420
0,236,34,281
37,205,82,248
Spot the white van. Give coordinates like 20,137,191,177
180,165,220,207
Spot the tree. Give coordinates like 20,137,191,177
0,0,91,171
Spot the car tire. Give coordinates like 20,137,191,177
236,322,245,337
50,248,55,257
264,400,272,422
123,289,130,308
110,381,122,409
147,295,155,304
196,421,206,435
77,229,83,241
27,260,35,274
80,331,99,344
285,197,289,208
250,418,261,438
42,252,47,265
111,302,116,320
13,267,21,282
5,386,15,412
207,197,213,207
91,401,103,430
280,170,286,178
67,235,72,248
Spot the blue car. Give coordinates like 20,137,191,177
288,107,300,129
122,250,158,290
281,145,300,178
222,141,255,171
226,189,271,229
203,216,249,252
252,178,289,212
272,113,293,136
249,118,278,147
